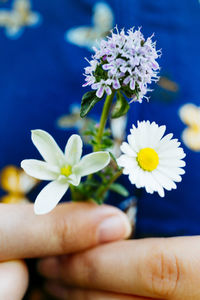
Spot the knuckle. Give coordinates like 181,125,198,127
79,253,98,285
67,252,98,287
141,242,180,298
53,215,71,253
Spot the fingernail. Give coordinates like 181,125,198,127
37,257,60,278
98,214,131,243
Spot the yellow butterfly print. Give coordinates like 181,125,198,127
0,165,38,204
179,103,200,152
0,0,41,38
65,2,114,50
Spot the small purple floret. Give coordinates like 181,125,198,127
83,27,161,102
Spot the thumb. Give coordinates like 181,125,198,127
49,237,200,300
0,202,131,260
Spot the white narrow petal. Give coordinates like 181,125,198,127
65,134,83,166
67,174,81,186
31,130,65,166
21,159,59,180
34,180,69,215
74,152,110,177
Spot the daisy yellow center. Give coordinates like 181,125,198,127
137,148,159,172
60,165,72,177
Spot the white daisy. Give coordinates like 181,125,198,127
117,121,186,197
21,130,110,215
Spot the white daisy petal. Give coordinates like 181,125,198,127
144,172,165,197
158,139,180,152
147,122,163,148
117,121,185,197
156,133,174,151
159,158,186,168
135,168,144,188
65,134,83,165
21,159,59,180
156,125,166,140
157,186,165,197
144,171,165,197
34,180,69,215
152,170,176,191
128,166,140,184
31,130,65,166
120,142,137,156
174,167,185,175
157,166,183,182
117,155,137,170
159,148,186,160
74,152,110,177
127,134,140,152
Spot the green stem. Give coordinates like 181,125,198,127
96,168,123,199
94,91,115,151
70,185,76,201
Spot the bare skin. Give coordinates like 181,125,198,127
3,202,200,300
0,260,28,300
0,202,130,299
44,285,153,300
39,237,200,300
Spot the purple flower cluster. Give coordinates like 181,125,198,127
83,27,161,102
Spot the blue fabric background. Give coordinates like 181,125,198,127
0,0,200,237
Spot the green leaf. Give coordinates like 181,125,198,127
89,139,98,146
110,183,129,197
111,92,130,118
103,129,111,137
80,91,103,118
102,136,113,147
83,129,97,136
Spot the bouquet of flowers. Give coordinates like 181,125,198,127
21,27,186,215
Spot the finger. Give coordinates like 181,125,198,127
0,203,131,260
0,260,28,300
44,281,152,300
38,237,200,299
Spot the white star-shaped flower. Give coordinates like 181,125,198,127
21,130,110,215
117,121,186,197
